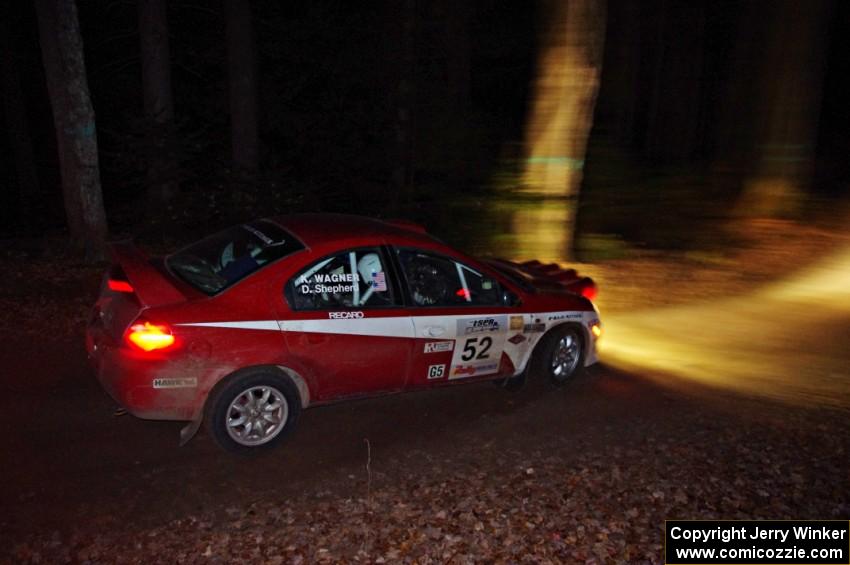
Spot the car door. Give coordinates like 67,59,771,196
278,247,414,400
394,248,525,388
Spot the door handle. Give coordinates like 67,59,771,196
424,326,446,337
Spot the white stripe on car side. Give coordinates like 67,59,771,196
176,317,416,337
277,317,415,338
175,311,598,373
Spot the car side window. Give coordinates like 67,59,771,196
396,249,503,307
287,248,397,310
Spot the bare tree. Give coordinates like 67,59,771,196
225,0,259,173
139,0,178,211
35,0,108,260
517,0,606,261
736,0,831,218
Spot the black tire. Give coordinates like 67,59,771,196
532,324,585,387
204,369,301,453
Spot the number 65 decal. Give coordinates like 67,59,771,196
461,336,493,361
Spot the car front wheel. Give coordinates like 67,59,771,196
534,325,585,386
205,370,301,452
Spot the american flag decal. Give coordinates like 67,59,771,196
371,271,387,291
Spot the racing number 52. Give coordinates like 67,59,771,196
461,337,492,361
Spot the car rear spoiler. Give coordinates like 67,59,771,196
109,242,187,307
490,258,598,301
520,260,598,300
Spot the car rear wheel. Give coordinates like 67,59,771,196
205,370,301,452
534,325,585,386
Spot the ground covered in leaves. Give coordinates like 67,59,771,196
5,395,849,564
1,217,848,564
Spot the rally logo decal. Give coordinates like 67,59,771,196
451,362,498,378
548,312,582,321
424,341,453,353
458,317,502,335
328,311,364,319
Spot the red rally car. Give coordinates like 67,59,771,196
86,214,602,452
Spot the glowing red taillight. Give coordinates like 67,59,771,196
568,277,598,301
580,284,598,301
108,279,134,293
126,321,175,352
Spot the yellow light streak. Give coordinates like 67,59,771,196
515,0,605,262
598,245,850,409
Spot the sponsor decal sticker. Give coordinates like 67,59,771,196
452,365,477,377
424,341,454,353
450,361,499,378
457,316,506,336
508,333,526,344
548,313,582,321
328,311,365,319
509,316,524,331
153,377,197,389
523,323,546,333
427,364,446,379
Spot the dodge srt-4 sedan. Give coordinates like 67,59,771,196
86,214,602,452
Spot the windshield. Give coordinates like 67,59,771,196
166,220,304,294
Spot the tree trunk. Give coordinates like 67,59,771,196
224,0,259,173
1,4,41,222
35,0,108,261
516,0,606,261
139,0,178,212
737,0,831,218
